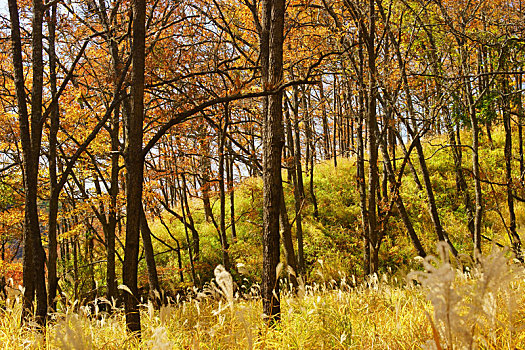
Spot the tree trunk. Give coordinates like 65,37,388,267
106,103,120,303
460,45,483,257
197,124,215,224
518,72,524,184
140,208,161,307
394,132,423,191
366,0,380,274
390,13,457,256
260,0,285,323
87,227,96,300
284,110,301,282
444,111,474,237
319,79,331,159
47,4,59,312
279,189,299,289
410,128,458,257
123,0,146,334
309,152,319,220
93,0,124,302
379,133,426,257
9,0,48,326
304,92,318,219
227,140,237,241
503,70,522,260
469,100,482,256
303,89,311,173
181,174,200,261
333,75,338,168
73,234,79,302
218,103,231,270
355,36,370,276
178,172,197,284
292,113,306,275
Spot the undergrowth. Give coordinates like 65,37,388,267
1,246,523,349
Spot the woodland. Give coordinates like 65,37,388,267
0,0,525,348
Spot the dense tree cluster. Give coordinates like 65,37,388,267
0,0,524,333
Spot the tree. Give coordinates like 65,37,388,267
260,0,286,323
8,0,48,326
122,0,146,334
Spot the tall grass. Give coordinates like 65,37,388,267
411,243,525,349
1,247,523,349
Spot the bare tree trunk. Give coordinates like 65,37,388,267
29,7,47,320
394,132,423,191
123,0,146,334
260,0,285,323
279,190,299,288
47,4,59,311
94,0,124,302
333,75,338,168
197,124,215,224
218,103,231,270
354,36,370,276
140,208,161,307
9,0,47,325
389,9,457,256
87,227,96,300
409,127,458,257
73,232,79,301
379,132,426,257
305,92,319,219
309,151,319,220
366,0,380,274
293,113,306,275
444,111,474,237
469,100,482,256
226,140,237,241
502,69,522,260
460,45,483,257
285,106,306,276
107,104,120,303
181,176,200,261
518,72,524,184
178,172,197,284
319,79,331,159
303,91,310,174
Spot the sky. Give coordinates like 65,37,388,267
0,1,7,15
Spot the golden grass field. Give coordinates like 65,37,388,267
1,246,524,349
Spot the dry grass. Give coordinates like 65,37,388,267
1,249,524,349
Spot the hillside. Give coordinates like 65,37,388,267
1,126,525,348
146,126,525,288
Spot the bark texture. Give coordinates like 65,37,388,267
123,0,146,334
260,0,285,323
